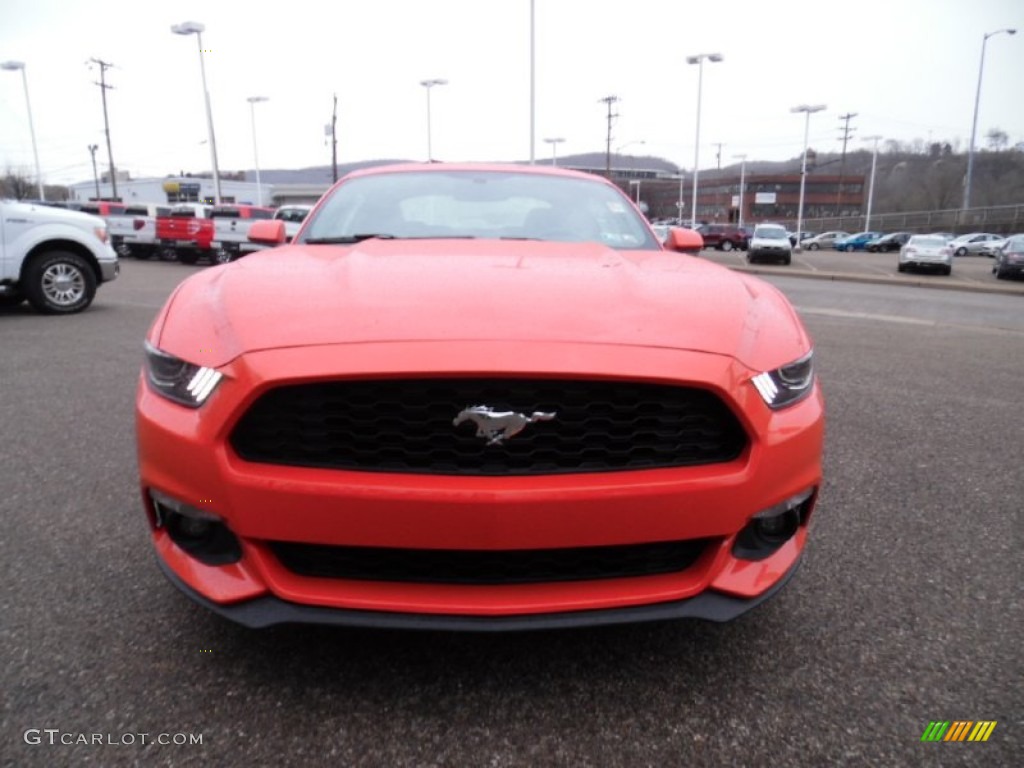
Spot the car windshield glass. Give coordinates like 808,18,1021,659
908,237,945,248
300,170,659,250
754,227,787,240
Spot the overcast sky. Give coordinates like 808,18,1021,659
2,0,1022,186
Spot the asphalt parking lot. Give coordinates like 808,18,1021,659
700,247,1024,295
2,258,1021,767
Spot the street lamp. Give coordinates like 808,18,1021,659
733,153,747,230
419,78,447,161
628,179,641,205
791,104,826,248
247,96,268,206
1,60,44,200
686,53,723,228
862,135,882,231
171,21,222,204
963,27,1017,210
615,140,646,154
543,137,565,166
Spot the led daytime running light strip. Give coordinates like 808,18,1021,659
187,367,222,404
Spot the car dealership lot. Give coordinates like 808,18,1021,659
2,260,1020,767
701,246,1024,294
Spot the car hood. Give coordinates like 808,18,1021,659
154,239,810,372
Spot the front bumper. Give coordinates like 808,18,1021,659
98,246,119,282
137,340,824,628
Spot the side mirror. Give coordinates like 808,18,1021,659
665,227,704,255
248,219,286,245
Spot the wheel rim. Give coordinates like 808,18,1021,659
41,263,86,306
216,250,232,264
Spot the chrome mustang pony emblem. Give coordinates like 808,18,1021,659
453,405,557,445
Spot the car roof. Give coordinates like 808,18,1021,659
341,162,616,186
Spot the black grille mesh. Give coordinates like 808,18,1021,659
268,539,713,584
230,378,747,475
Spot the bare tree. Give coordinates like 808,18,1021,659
1,168,37,200
985,128,1009,152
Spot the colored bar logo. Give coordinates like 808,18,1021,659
921,721,997,742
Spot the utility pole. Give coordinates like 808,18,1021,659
88,144,100,199
598,95,620,179
89,58,118,199
331,93,338,183
835,112,857,212
713,142,724,170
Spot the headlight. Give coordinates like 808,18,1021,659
751,350,814,409
144,340,223,407
94,226,108,243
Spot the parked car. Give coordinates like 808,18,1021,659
274,204,314,242
898,235,953,275
834,232,882,252
788,231,815,247
866,232,912,253
0,199,119,313
949,232,1001,257
747,223,792,265
979,237,1007,258
992,234,1024,280
696,223,750,251
156,203,214,263
650,223,671,245
109,202,172,260
929,232,956,242
801,231,849,251
136,163,823,630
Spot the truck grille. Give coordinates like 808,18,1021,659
229,378,747,476
267,538,713,585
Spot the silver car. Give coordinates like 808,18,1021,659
800,231,849,250
949,232,1001,257
898,235,953,275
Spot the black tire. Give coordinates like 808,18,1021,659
747,254,757,264
955,246,967,257
158,248,179,262
24,250,97,314
177,250,200,265
721,240,734,252
897,263,906,273
994,265,1007,280
782,255,791,265
213,248,235,265
943,266,952,276
808,242,819,251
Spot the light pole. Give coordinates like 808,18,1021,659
88,144,100,199
1,60,44,200
419,78,447,161
529,0,535,164
733,153,747,229
247,96,268,206
686,53,723,228
963,27,1017,210
543,137,565,166
676,168,685,225
629,180,641,205
791,104,826,248
615,140,646,154
862,135,882,231
171,21,222,204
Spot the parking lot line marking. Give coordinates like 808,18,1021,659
797,258,818,272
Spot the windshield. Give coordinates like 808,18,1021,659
300,170,659,250
754,227,788,240
907,236,946,248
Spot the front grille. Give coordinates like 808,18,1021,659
268,539,713,585
230,378,747,475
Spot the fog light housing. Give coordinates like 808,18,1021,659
149,489,242,566
733,488,815,561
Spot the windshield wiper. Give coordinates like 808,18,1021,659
303,234,396,244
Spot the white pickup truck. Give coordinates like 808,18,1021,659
0,200,119,313
209,204,275,263
107,203,172,260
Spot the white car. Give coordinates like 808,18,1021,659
898,235,953,275
747,224,792,265
0,200,119,313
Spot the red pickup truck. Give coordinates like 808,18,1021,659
156,204,215,263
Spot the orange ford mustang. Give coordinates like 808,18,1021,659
136,164,824,630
